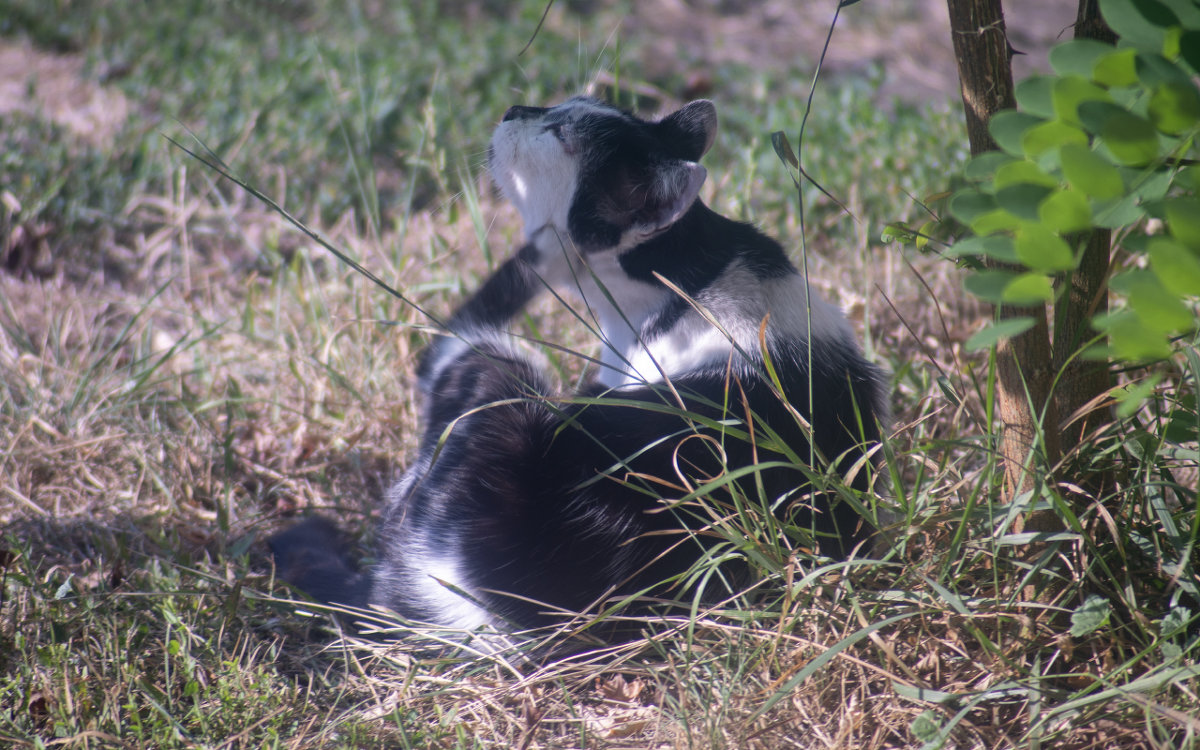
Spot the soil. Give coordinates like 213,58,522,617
622,0,1080,103
0,36,129,145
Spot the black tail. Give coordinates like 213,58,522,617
267,516,370,610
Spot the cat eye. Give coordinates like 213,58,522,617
544,122,566,142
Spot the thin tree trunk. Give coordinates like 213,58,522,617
1052,232,1111,451
1074,0,1117,45
1053,0,1115,488
947,0,1061,505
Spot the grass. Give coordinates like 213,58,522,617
2,0,1198,748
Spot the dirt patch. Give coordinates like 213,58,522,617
0,36,129,145
620,0,1081,103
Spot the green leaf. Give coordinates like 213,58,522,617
1015,75,1057,118
881,222,918,244
936,376,963,409
1136,51,1195,87
1060,143,1125,198
965,317,1036,350
1053,75,1114,127
1022,119,1089,156
1070,595,1112,637
976,236,1019,262
947,236,1019,263
770,130,799,169
1100,109,1162,165
1162,642,1184,660
1164,398,1200,443
1050,39,1116,77
1148,81,1200,134
1100,309,1174,359
916,219,937,249
964,151,1015,181
1002,272,1055,304
1149,238,1200,295
994,160,1058,188
54,577,74,600
1161,606,1192,638
1127,169,1173,204
989,110,1044,156
1183,164,1200,191
949,189,997,224
1076,99,1129,135
1039,188,1094,234
1101,0,1177,52
1163,24,1183,60
971,208,1023,235
964,269,1018,302
1165,198,1200,250
1112,372,1164,415
1093,192,1147,228
996,183,1055,221
995,531,1083,545
1157,0,1200,27
1124,269,1195,331
1121,234,1155,254
1093,48,1140,87
1181,30,1200,74
910,711,942,744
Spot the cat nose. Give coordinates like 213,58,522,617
502,106,545,122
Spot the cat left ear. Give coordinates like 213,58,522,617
638,159,707,236
656,100,718,161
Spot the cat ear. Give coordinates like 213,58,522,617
569,158,707,250
638,160,707,235
656,100,718,161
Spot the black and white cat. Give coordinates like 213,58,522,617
269,96,888,634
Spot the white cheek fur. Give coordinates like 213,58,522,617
491,120,578,236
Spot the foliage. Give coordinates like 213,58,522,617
942,0,1200,361
875,1,1200,744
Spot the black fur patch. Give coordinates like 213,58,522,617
619,202,794,294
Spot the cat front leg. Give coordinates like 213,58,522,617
415,243,557,445
416,243,544,391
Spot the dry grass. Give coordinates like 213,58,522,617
5,160,1181,749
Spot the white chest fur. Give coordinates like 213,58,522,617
557,257,854,389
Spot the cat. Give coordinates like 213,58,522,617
269,96,887,635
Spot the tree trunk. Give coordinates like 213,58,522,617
1074,0,1117,45
1052,231,1111,453
946,0,1061,504
1052,0,1116,488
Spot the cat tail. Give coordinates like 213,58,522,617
267,516,371,611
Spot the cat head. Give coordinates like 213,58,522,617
489,96,717,253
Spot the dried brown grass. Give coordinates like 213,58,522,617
6,140,1190,748
0,152,1032,749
